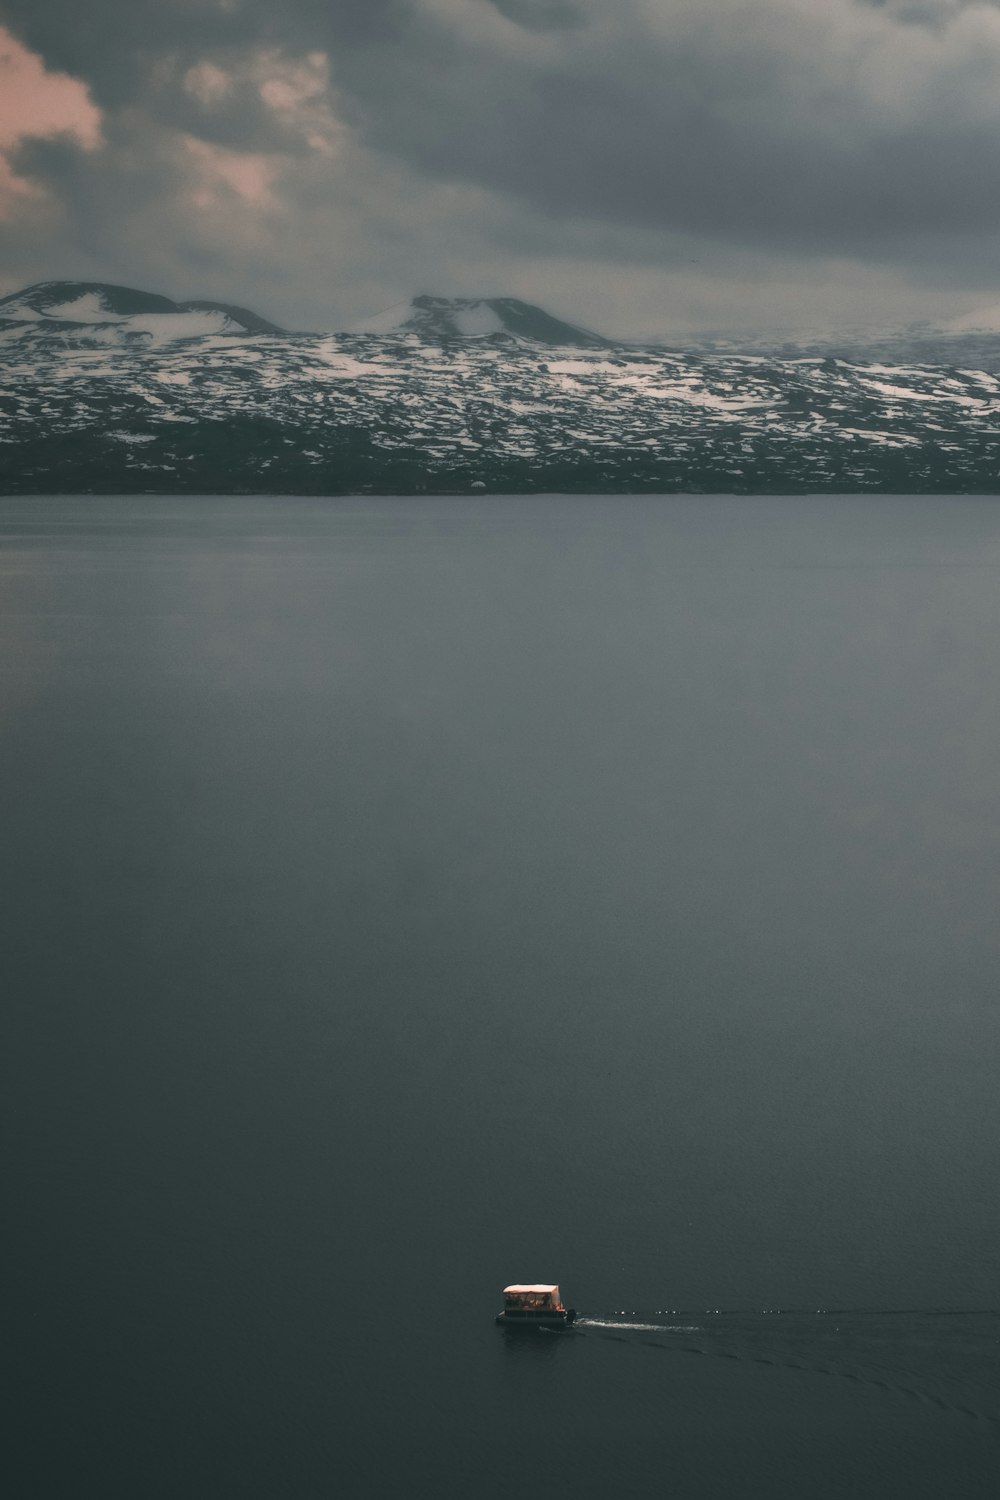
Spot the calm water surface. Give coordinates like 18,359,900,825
2,494,998,1496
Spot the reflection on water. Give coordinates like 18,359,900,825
497,1324,571,1360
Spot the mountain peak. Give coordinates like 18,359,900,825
0,280,284,339
351,294,609,347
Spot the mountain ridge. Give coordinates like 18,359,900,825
10,278,1000,361
7,277,1000,495
0,280,285,343
350,293,610,346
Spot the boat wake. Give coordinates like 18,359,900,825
576,1319,700,1334
574,1310,1000,1427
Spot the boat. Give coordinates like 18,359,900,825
495,1284,577,1328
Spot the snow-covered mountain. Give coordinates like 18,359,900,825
351,294,609,346
5,279,1000,494
674,308,1000,374
0,280,284,346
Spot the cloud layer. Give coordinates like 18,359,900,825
5,0,1000,333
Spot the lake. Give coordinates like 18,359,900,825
2,493,997,1496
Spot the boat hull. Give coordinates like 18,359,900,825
495,1309,576,1329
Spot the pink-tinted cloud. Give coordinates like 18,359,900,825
0,25,101,218
0,26,101,150
184,135,275,207
182,60,233,108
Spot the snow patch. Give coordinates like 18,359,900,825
452,303,505,337
46,292,124,322
128,312,234,343
859,376,993,409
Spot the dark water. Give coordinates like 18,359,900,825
2,494,997,1497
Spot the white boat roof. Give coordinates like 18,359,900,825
503,1284,559,1295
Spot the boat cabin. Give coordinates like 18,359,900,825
503,1285,564,1312
497,1284,576,1326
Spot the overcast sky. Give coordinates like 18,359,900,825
5,0,1000,335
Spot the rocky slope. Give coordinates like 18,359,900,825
3,282,1000,494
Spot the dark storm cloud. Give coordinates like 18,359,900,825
8,0,1000,257
8,0,1000,330
859,0,980,22
487,0,585,29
